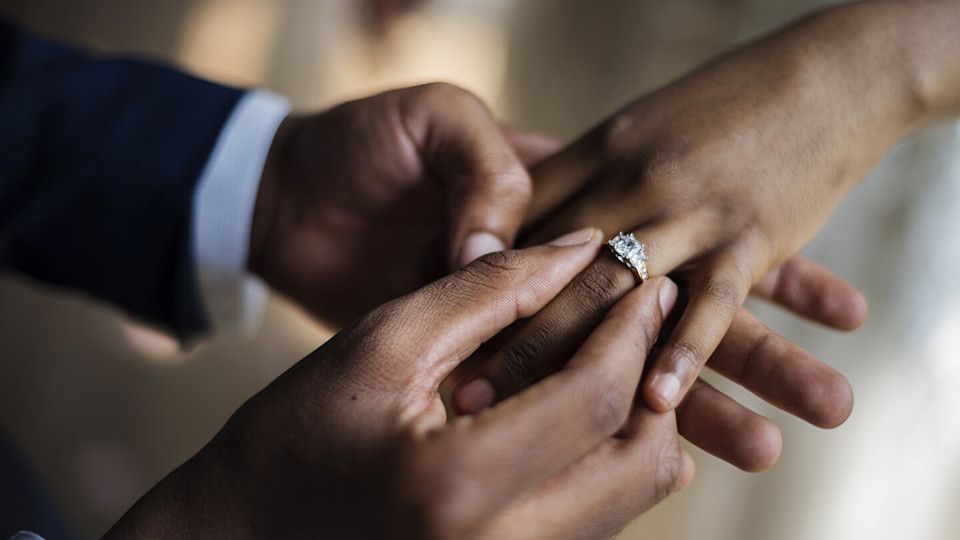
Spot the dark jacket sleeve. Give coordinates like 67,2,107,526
0,18,244,342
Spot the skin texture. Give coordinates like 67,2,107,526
453,0,960,437
248,81,863,473
106,234,694,540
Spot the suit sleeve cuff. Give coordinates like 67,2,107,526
192,89,291,336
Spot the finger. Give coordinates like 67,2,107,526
676,378,783,472
708,307,854,428
453,222,697,412
751,256,868,331
401,83,534,269
644,257,753,411
676,449,696,492
520,193,707,276
522,135,604,228
452,255,632,412
385,228,603,381
485,407,685,540
500,126,563,166
442,277,677,510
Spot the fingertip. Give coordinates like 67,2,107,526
658,277,678,319
458,231,507,269
738,417,783,473
456,378,496,414
843,291,869,331
676,449,696,492
545,227,601,247
645,373,682,412
811,373,855,429
822,282,869,331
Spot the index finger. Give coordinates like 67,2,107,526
378,228,602,382
437,277,677,511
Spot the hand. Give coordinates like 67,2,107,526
503,1,960,414
519,9,901,412
445,6,919,469
446,255,861,471
248,83,543,327
106,230,693,540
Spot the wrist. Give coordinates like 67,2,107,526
248,114,297,281
808,1,960,133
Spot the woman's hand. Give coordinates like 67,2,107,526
517,3,931,412
106,230,694,540
248,83,543,327
443,1,960,467
514,0,960,413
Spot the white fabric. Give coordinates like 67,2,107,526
192,90,291,336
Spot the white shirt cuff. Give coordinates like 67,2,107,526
192,90,291,336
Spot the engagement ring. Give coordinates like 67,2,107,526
607,232,648,283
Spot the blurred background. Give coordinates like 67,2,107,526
1,0,959,538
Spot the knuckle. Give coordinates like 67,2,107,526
738,330,778,386
420,81,464,99
499,325,551,382
345,302,406,356
460,250,525,287
571,264,633,314
638,144,688,187
593,118,687,183
595,112,637,159
669,339,706,376
699,275,743,316
421,82,487,112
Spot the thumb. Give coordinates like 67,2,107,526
400,83,534,269
382,228,603,382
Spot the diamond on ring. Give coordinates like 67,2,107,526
607,232,649,282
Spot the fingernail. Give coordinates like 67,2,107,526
456,379,495,413
458,232,506,268
547,227,597,247
651,373,682,408
659,278,678,318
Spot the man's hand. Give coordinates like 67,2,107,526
106,230,694,540
248,83,540,327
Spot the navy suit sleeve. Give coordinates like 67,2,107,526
0,19,244,342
